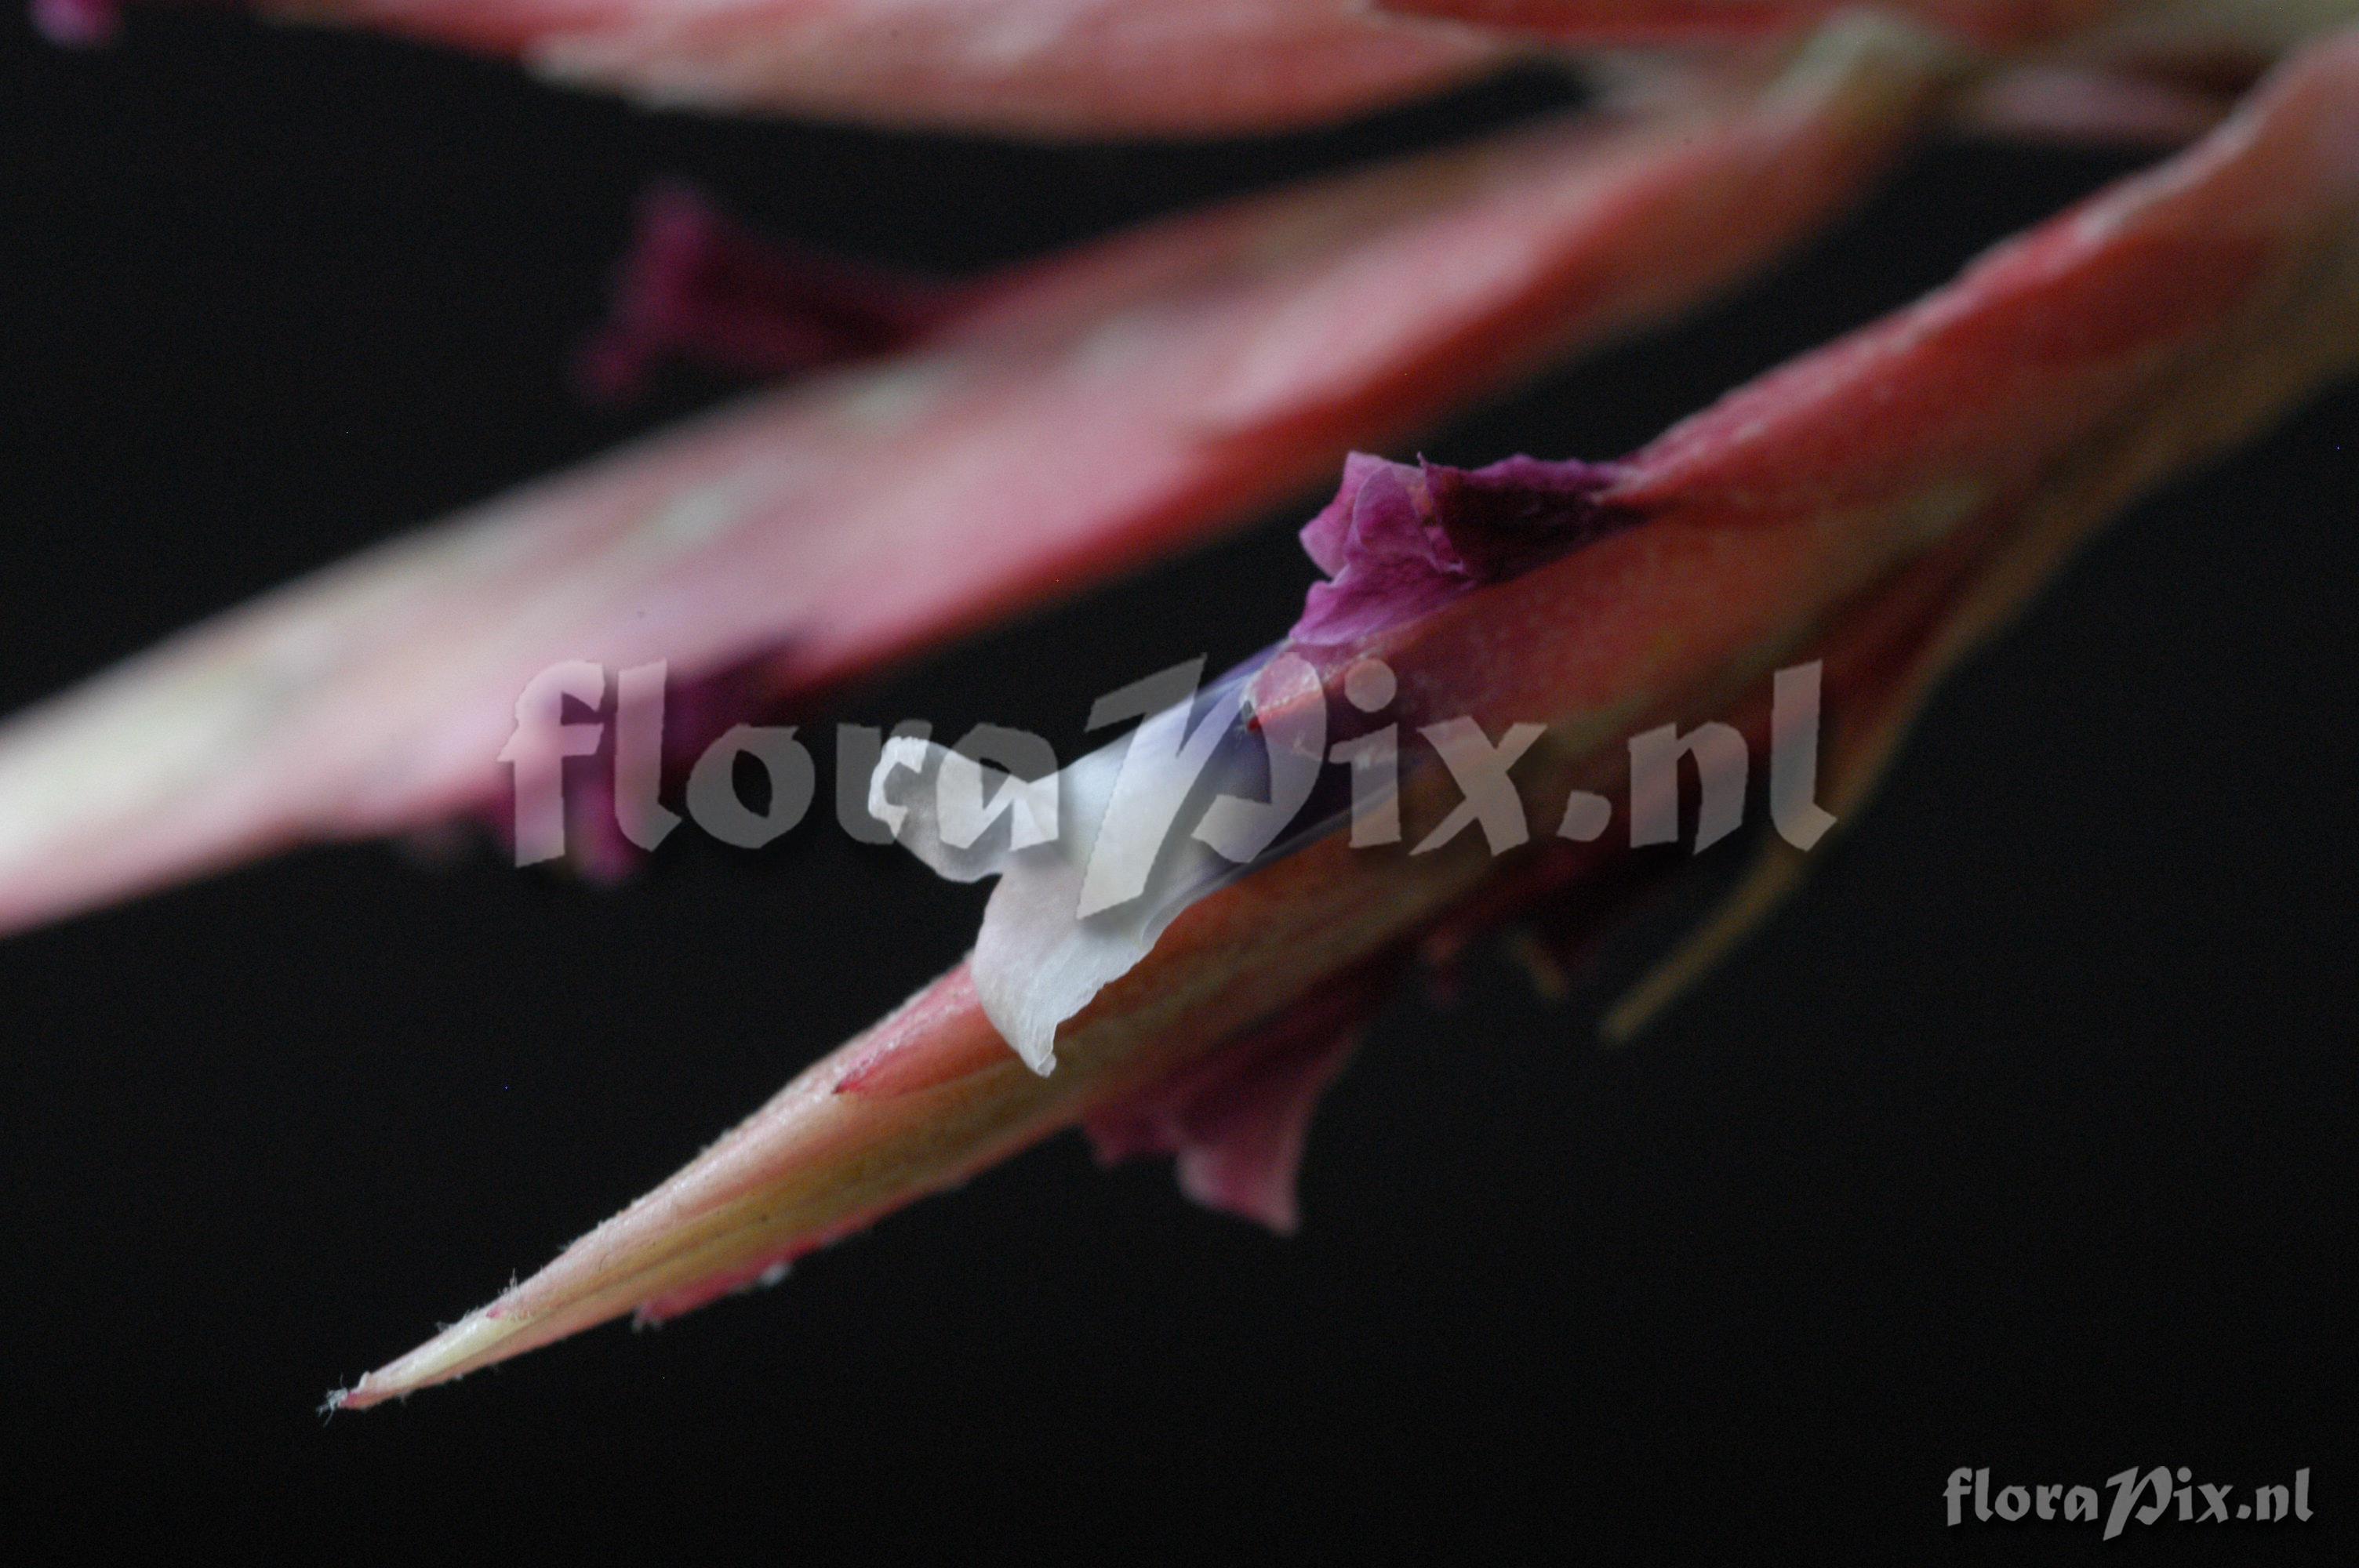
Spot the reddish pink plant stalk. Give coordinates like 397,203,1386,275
1376,0,2357,87
332,31,2359,1406
56,1,1521,136
45,0,2350,141
0,41,1932,937
1376,0,2118,46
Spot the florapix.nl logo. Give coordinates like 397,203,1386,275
496,650,1843,895
1946,1466,2314,1540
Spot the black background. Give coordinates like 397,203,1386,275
2,11,2353,1562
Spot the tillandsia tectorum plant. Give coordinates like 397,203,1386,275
3,1,2355,1408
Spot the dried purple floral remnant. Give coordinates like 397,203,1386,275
578,183,967,400
31,0,120,45
1084,956,1394,1233
478,648,798,883
1291,452,1628,647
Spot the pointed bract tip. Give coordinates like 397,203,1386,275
333,1306,533,1410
